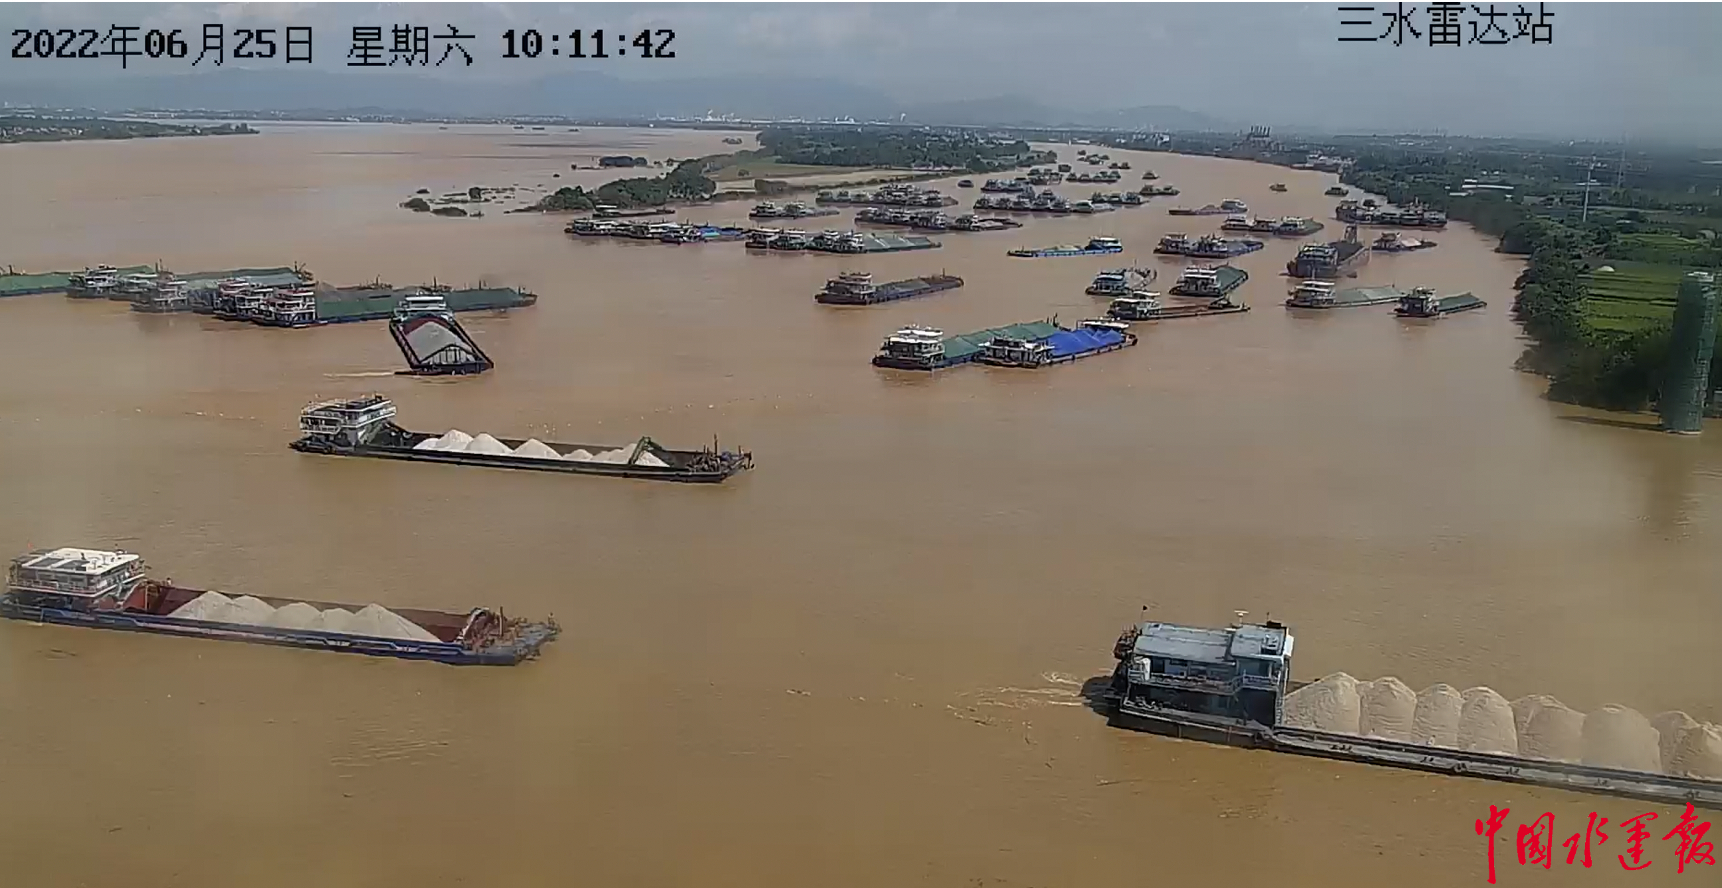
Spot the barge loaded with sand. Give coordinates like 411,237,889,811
815,271,964,306
389,292,493,375
291,395,752,483
1104,617,1722,807
1153,233,1263,259
3,547,557,665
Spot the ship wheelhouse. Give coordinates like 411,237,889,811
297,395,398,447
7,547,146,611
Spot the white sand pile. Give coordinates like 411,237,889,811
1667,722,1722,780
319,607,356,634
1652,711,1699,773
167,592,433,642
1581,705,1663,772
589,447,634,464
1512,694,1563,737
1413,684,1464,748
413,438,440,451
434,429,473,451
345,603,438,642
170,591,234,621
512,438,560,459
565,449,594,462
1281,672,1361,734
1457,687,1519,755
225,595,276,625
636,451,670,468
1519,700,1584,762
1359,677,1417,741
263,601,325,631
464,433,511,455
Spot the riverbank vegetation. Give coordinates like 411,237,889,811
527,158,718,212
0,116,255,144
758,127,1055,173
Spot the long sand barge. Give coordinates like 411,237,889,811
3,547,557,665
1108,618,1722,808
291,395,752,483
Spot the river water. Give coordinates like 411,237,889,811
0,125,1717,887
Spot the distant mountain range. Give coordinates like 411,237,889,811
0,68,1239,132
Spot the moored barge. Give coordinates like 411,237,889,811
1008,237,1123,259
1371,231,1438,253
1168,199,1247,217
3,547,558,666
1336,200,1447,229
871,320,1060,371
1168,265,1248,298
1104,617,1722,808
1285,226,1368,279
1153,233,1264,259
1395,287,1486,317
1285,281,1404,309
816,271,964,306
290,395,752,483
1220,215,1325,237
749,200,840,220
1108,291,1249,322
972,320,1136,369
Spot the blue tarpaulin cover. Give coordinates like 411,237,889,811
1044,327,1124,358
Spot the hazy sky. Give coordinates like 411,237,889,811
4,3,1720,141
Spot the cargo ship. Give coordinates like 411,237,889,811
4,264,153,299
1092,191,1144,207
1168,265,1248,298
390,292,494,375
113,265,312,304
1139,184,1179,197
207,282,535,327
1153,233,1264,259
291,395,752,483
1285,226,1368,279
1324,186,1349,197
3,547,558,666
746,229,940,255
1221,215,1325,237
1141,170,1158,180
1008,237,1123,259
972,319,1137,369
1107,291,1249,322
1285,281,1405,309
815,271,964,306
1168,199,1247,217
659,224,750,244
1086,268,1156,296
815,185,954,208
855,208,1022,232
871,320,1061,371
1336,200,1447,229
1270,183,1288,192
1395,287,1486,318
748,201,839,220
1102,616,1722,808
974,192,1073,214
1371,231,1438,253
128,277,191,314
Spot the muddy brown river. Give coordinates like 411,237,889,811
0,125,1717,887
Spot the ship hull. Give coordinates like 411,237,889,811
1112,304,1250,322
291,429,751,484
0,595,556,666
1008,246,1124,258
816,275,964,306
1108,700,1722,809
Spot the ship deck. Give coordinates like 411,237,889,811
293,424,751,483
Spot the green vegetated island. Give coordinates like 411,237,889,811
524,127,1056,213
0,116,256,144
1082,129,1722,414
